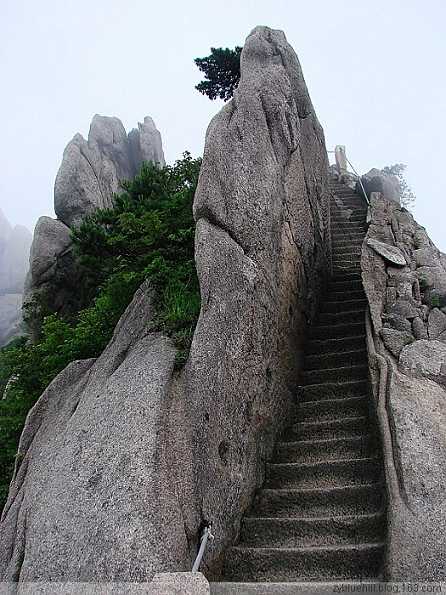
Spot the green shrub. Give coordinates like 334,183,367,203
0,153,202,510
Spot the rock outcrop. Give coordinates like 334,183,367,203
24,115,165,340
0,26,331,581
55,115,165,228
187,25,330,573
362,193,446,580
0,208,32,346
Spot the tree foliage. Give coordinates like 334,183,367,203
194,46,242,101
382,163,416,211
0,153,202,510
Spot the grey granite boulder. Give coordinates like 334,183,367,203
187,25,330,573
361,168,401,204
363,191,446,579
0,281,191,581
54,115,165,228
26,114,165,339
366,238,406,266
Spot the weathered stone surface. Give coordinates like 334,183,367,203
188,25,330,573
412,316,428,339
427,307,446,340
363,191,446,579
399,339,446,386
380,328,413,358
382,313,412,333
385,370,446,580
27,217,71,285
151,573,209,594
54,115,164,228
367,238,406,266
26,114,165,339
0,282,192,581
360,168,401,204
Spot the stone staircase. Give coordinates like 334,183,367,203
211,181,387,593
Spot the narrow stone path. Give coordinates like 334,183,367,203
212,181,387,591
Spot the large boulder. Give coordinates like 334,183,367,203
186,25,330,572
363,192,446,579
0,282,192,581
0,26,331,581
55,115,165,228
26,114,165,339
360,167,401,204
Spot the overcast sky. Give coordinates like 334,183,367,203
1,0,445,249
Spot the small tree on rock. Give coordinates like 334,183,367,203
382,163,416,211
194,46,242,101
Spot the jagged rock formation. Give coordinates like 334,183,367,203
362,193,446,580
0,208,32,346
0,26,331,582
24,115,165,340
55,115,165,227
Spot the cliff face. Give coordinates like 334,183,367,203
362,194,446,580
0,209,32,346
24,115,165,340
0,26,330,581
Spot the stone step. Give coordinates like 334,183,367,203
298,379,368,402
250,483,383,518
331,226,365,235
332,238,364,248
306,335,366,356
305,349,367,371
331,244,362,255
303,364,368,385
332,264,361,273
320,299,366,313
211,581,383,594
222,543,385,582
239,512,386,548
332,252,361,262
283,416,369,442
318,310,364,326
295,396,368,423
325,290,364,302
327,277,363,290
309,321,365,340
266,457,381,489
332,233,365,243
331,271,362,281
275,435,376,464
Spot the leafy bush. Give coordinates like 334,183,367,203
0,153,202,509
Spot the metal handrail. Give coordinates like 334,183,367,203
192,524,214,572
328,147,370,206
345,156,370,206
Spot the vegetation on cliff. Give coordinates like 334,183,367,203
0,153,201,508
195,46,242,101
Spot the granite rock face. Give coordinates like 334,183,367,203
0,282,190,581
0,208,32,346
363,193,446,580
0,26,330,581
25,114,164,339
55,115,165,228
361,168,401,204
187,25,330,573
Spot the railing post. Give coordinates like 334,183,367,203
335,145,348,176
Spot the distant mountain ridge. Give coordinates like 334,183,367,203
0,208,32,346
